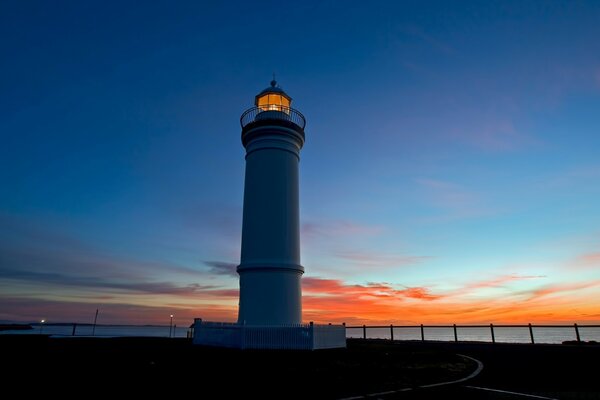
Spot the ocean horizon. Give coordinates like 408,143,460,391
2,323,599,344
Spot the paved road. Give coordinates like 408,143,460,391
355,341,600,399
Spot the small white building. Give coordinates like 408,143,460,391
194,81,346,349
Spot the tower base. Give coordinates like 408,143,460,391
192,319,346,350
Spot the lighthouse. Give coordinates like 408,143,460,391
193,81,345,349
237,79,305,325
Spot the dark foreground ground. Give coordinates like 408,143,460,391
385,341,600,400
2,336,599,399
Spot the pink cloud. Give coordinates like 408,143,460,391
572,253,600,268
540,165,600,190
0,296,237,325
527,280,600,301
416,179,478,209
439,101,539,152
415,178,498,221
202,289,239,298
461,118,528,151
301,220,427,272
301,220,384,239
333,250,429,267
303,277,395,297
460,274,546,292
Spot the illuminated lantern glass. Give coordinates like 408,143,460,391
255,80,291,113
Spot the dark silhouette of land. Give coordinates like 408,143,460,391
2,336,472,397
0,324,32,331
2,336,599,398
386,341,600,399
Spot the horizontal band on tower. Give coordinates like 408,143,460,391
241,123,305,149
237,263,305,274
244,136,302,160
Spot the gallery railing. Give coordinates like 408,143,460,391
240,106,306,130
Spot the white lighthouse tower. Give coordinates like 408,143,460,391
193,81,345,349
237,79,304,325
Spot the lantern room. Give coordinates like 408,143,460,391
255,80,291,112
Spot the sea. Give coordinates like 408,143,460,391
2,324,599,344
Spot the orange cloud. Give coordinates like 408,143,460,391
302,277,447,324
303,277,440,300
400,287,441,300
301,276,600,325
4,274,599,326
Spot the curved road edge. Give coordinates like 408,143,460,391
421,354,484,388
338,353,484,400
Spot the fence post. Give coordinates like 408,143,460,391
241,322,246,350
72,323,77,336
453,324,458,342
390,324,394,341
574,323,581,343
490,323,495,343
420,324,425,341
528,323,535,344
363,324,366,340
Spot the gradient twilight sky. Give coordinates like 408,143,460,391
1,1,600,326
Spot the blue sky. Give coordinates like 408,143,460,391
1,1,600,325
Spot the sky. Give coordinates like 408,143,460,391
1,1,600,327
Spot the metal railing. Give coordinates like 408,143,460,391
240,106,306,129
346,323,600,344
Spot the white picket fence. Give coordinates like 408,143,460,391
192,319,346,350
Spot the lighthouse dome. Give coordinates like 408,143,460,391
255,80,292,111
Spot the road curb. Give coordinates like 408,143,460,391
338,353,484,399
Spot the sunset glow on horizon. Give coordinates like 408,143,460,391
1,1,600,326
